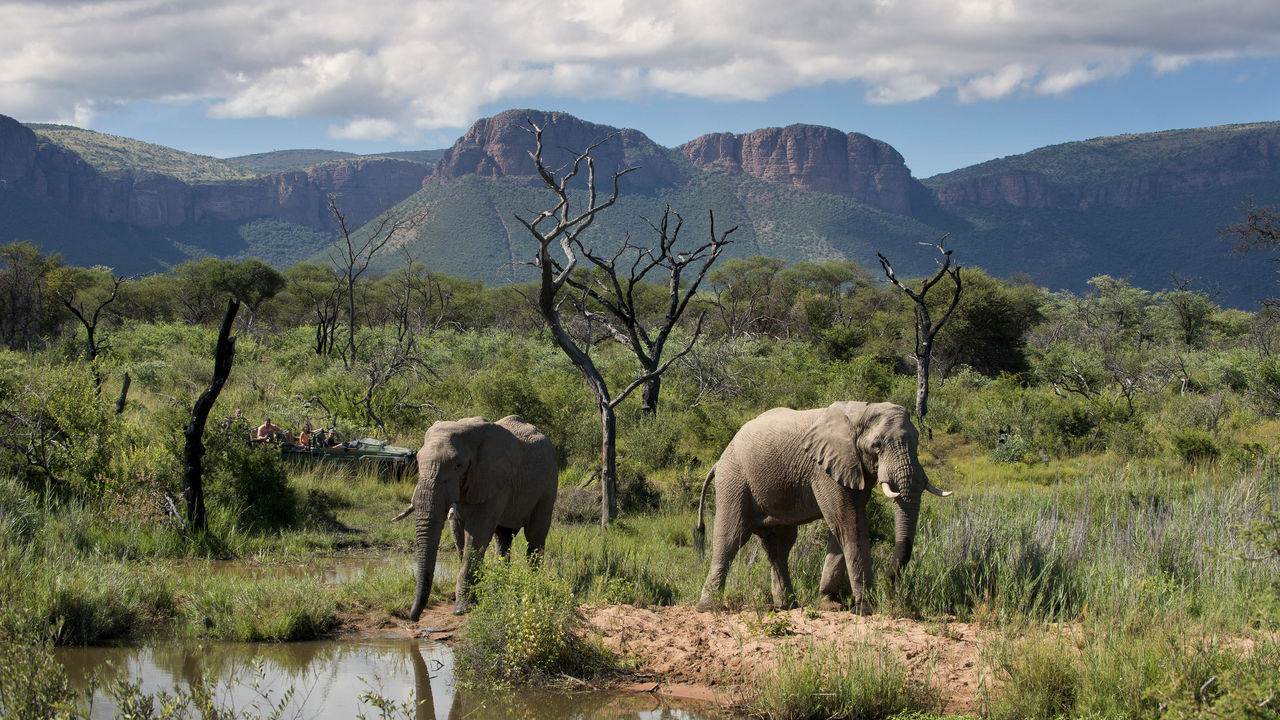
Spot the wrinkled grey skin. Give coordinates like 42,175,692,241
694,402,950,613
398,415,558,619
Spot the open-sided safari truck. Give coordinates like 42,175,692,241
280,438,417,479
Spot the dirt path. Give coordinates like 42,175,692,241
364,603,988,714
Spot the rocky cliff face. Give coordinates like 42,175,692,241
0,114,430,230
431,109,685,190
678,125,914,215
931,125,1280,210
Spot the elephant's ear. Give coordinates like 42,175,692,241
802,402,866,491
460,423,518,505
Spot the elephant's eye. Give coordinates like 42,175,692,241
870,440,882,452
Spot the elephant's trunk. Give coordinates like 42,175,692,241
888,496,920,583
409,467,452,622
882,447,922,584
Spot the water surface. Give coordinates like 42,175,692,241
57,636,723,719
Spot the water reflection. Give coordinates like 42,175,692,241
57,637,721,719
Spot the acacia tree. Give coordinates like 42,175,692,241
878,236,962,435
560,206,735,414
53,266,129,394
284,263,344,356
517,118,723,526
0,242,62,349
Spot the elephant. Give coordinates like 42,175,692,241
693,401,950,613
393,415,558,619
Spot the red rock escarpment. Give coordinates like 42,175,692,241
678,124,913,214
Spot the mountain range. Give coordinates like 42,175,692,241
2,109,1278,306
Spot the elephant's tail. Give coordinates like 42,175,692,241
693,466,715,561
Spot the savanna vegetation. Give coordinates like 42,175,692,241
1,219,1279,718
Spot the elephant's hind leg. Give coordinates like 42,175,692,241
494,527,517,558
696,521,750,612
760,525,799,609
522,495,555,567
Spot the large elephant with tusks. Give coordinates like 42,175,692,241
694,401,951,613
394,415,558,619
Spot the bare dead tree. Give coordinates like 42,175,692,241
387,247,452,343
327,196,428,368
557,206,735,414
0,385,69,488
356,335,434,437
518,117,680,527
878,235,962,435
182,299,239,531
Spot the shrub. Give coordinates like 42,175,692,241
203,425,296,531
1172,430,1218,464
553,485,600,524
990,433,1032,464
0,620,81,720
454,557,616,686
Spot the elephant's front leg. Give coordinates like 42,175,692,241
819,531,847,607
454,527,494,615
817,497,873,614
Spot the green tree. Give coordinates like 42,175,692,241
706,256,789,338
50,265,129,393
282,263,343,356
930,270,1042,378
0,242,63,349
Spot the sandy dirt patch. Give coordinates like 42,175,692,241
372,602,988,714
585,605,985,713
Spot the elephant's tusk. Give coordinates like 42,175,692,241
880,482,902,499
924,480,953,498
390,504,414,522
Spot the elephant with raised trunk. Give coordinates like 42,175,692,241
395,415,558,619
694,401,950,613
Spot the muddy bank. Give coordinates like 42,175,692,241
381,603,987,714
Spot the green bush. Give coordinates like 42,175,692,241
454,557,616,686
0,620,81,720
1172,430,1219,464
203,425,296,531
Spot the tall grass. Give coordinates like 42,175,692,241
891,464,1280,630
748,641,937,720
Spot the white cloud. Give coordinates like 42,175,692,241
958,64,1028,102
2,0,1279,140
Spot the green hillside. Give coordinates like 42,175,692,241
29,124,258,183
376,149,445,165
945,176,1280,305
925,121,1280,187
222,149,358,174
320,160,944,285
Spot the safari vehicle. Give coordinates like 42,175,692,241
280,437,417,478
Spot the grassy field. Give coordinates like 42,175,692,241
3,282,1280,718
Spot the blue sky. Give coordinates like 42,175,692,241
5,0,1280,178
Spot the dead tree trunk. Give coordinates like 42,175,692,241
114,372,130,414
878,235,962,436
182,299,239,531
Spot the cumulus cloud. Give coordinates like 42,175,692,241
2,0,1279,140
